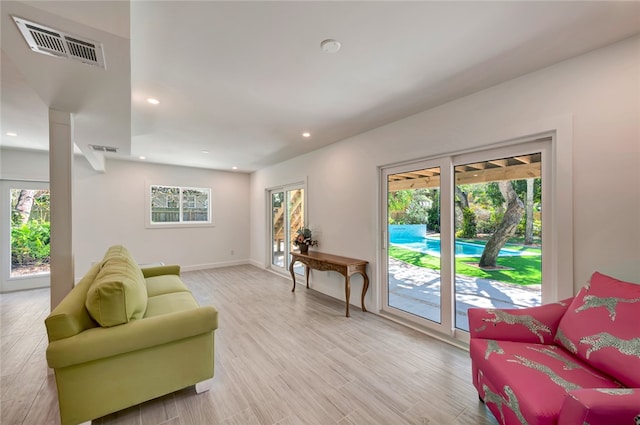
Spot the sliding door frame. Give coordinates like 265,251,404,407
380,157,455,335
266,180,307,275
379,125,573,345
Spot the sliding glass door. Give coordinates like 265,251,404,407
386,162,446,326
452,153,542,332
382,141,547,340
270,185,305,273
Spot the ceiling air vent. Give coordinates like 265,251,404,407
12,16,106,69
89,144,118,153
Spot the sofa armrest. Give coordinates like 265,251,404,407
468,298,573,344
142,264,180,278
558,388,640,425
46,305,217,369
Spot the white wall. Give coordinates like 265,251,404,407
250,35,640,310
73,158,251,276
0,148,50,181
1,149,251,278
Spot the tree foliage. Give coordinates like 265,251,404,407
11,190,49,225
458,207,478,238
11,220,50,266
426,190,440,233
389,189,436,225
405,189,431,224
512,179,541,203
11,189,51,268
388,190,412,212
387,178,540,242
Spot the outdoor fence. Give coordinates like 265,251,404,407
152,209,209,223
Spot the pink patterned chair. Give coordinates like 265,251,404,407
469,272,640,425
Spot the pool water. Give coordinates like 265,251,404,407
389,235,534,258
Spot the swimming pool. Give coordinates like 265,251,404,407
389,235,534,258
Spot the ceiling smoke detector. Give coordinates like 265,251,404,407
320,39,341,54
12,16,106,69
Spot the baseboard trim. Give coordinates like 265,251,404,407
181,259,249,272
377,310,470,352
248,259,266,269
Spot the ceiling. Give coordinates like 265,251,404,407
2,1,639,173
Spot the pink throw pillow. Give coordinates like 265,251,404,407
555,272,640,387
469,302,570,344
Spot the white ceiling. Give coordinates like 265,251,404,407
2,1,640,173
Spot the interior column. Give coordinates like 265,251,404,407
49,109,74,309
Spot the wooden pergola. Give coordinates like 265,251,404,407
388,153,541,192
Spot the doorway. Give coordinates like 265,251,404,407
1,180,51,292
269,184,305,275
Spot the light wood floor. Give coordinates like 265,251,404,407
1,265,498,425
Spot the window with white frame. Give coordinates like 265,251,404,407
149,185,211,225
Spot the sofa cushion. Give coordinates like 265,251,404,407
145,274,191,297
85,246,148,327
471,339,620,425
145,292,199,318
45,262,101,341
555,272,640,387
469,302,569,344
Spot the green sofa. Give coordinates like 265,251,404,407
45,245,218,425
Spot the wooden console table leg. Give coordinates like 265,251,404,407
289,260,296,292
344,275,351,317
360,272,369,313
305,265,310,289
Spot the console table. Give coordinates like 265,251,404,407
289,251,369,317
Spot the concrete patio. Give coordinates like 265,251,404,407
388,258,542,331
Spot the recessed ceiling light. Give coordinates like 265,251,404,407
6,132,17,137
302,132,311,138
147,98,160,105
320,39,341,54
232,166,238,170
202,150,209,154
139,156,146,160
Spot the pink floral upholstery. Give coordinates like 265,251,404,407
555,272,640,387
469,272,640,425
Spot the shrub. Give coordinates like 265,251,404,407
457,207,477,238
11,220,50,266
516,218,542,238
405,202,428,224
426,196,440,233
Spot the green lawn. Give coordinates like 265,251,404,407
388,243,542,286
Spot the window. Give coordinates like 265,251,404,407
149,185,211,225
184,195,196,209
1,180,51,292
10,187,51,279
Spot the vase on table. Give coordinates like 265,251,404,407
299,244,309,254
